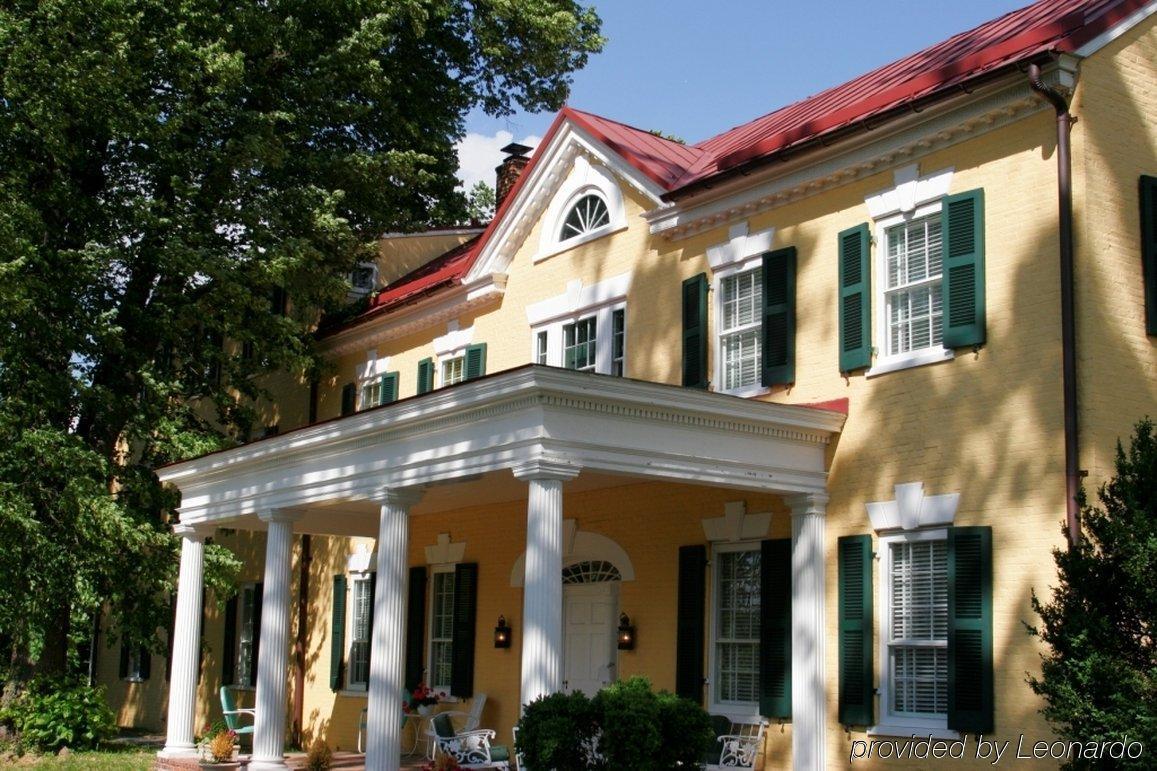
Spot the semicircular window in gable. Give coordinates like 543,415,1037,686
559,194,610,241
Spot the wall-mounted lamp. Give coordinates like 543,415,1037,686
617,612,636,650
494,615,512,649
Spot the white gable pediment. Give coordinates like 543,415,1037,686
464,120,666,284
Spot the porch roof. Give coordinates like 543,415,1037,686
159,366,845,527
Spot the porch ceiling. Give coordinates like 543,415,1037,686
158,365,845,528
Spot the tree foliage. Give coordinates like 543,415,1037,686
1029,418,1157,766
0,0,602,677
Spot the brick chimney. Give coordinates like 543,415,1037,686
495,142,532,207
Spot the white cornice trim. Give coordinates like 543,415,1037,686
464,121,665,284
645,65,1076,241
319,274,506,358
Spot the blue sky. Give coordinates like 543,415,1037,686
455,0,1032,189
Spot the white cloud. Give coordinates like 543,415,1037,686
454,130,541,191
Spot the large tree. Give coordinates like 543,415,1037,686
0,0,602,679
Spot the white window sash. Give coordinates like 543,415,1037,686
427,567,455,694
708,542,762,717
713,260,767,396
531,301,625,375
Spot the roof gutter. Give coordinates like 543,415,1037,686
1027,62,1081,548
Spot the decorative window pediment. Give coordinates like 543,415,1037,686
866,481,959,532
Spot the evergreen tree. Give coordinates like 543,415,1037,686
1029,419,1157,767
0,0,602,680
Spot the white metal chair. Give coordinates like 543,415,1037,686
430,712,510,769
424,693,488,755
702,716,768,770
512,725,526,771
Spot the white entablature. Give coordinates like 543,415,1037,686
157,367,844,526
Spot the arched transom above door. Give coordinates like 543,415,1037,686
511,520,635,587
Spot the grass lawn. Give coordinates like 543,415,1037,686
6,746,155,770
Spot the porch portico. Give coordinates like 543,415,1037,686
156,366,844,771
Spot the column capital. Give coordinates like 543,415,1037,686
787,492,829,518
368,486,426,508
512,456,581,482
172,522,212,540
257,508,304,525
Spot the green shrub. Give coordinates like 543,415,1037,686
655,689,714,769
517,677,713,771
0,678,116,752
516,690,599,771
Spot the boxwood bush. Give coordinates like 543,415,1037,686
517,677,712,771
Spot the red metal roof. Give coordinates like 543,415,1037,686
329,0,1141,333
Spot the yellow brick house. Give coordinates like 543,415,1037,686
104,0,1157,768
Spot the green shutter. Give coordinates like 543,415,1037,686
682,274,709,388
759,539,791,719
1140,176,1157,335
838,224,872,372
249,583,262,687
450,563,478,698
948,526,993,733
762,247,797,386
118,645,130,679
675,545,707,703
838,535,874,726
340,383,356,416
405,566,428,692
417,358,434,394
222,595,238,685
464,344,487,380
330,575,347,691
941,189,986,348
381,372,399,405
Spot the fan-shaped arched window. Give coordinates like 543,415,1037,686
559,194,610,241
561,560,622,585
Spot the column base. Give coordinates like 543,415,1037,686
248,758,291,771
156,744,198,759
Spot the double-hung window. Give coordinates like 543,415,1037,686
428,569,456,693
611,309,625,376
712,546,761,710
883,214,944,357
718,268,763,392
880,531,949,728
441,356,466,387
563,317,597,372
347,575,374,689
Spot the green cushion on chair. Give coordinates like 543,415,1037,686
489,745,510,762
432,713,456,739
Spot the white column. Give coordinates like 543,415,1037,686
251,509,301,771
789,493,828,771
365,487,423,771
513,458,579,706
159,524,207,758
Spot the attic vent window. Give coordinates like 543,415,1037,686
560,194,610,241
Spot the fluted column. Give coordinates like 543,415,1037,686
251,509,301,770
789,493,828,771
159,524,208,758
365,487,423,771
513,458,579,706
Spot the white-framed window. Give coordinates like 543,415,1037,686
716,263,763,395
535,330,549,365
881,211,944,358
441,355,466,387
878,529,949,732
611,308,625,376
710,543,761,714
428,568,456,694
120,645,149,682
346,574,374,690
559,194,611,241
360,378,385,410
348,262,379,298
563,316,598,372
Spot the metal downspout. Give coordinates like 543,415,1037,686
1028,63,1081,547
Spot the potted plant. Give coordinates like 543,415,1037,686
405,682,446,716
197,721,240,769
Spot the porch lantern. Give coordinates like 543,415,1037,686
617,612,636,650
494,615,512,649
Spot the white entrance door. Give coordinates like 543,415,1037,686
563,582,618,695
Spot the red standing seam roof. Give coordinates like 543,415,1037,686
327,0,1140,333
